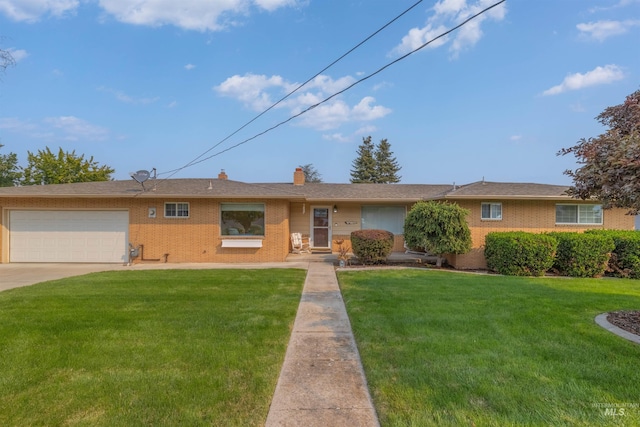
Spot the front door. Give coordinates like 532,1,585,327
311,207,331,248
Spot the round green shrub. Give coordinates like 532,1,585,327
549,232,614,278
351,229,394,265
484,232,557,276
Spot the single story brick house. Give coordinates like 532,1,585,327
0,168,634,269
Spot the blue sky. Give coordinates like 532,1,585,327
0,0,639,185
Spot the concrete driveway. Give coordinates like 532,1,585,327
0,261,311,292
0,263,130,292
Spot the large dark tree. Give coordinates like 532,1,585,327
0,143,21,186
375,138,401,183
21,147,114,185
350,136,377,183
558,89,640,213
350,136,402,183
299,163,323,183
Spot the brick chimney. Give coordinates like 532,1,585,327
293,167,305,186
218,169,228,180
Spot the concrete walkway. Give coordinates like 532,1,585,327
1,260,380,425
265,261,380,427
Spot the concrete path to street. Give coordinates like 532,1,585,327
265,261,380,427
1,260,380,426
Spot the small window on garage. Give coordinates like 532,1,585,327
481,203,502,220
165,202,190,218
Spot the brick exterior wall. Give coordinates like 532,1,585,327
289,202,412,253
1,198,290,263
2,196,634,268
445,200,635,269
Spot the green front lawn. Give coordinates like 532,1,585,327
0,269,305,427
339,269,640,426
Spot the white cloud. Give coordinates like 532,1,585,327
0,117,36,132
589,0,640,13
542,65,625,96
97,0,300,31
254,0,298,12
0,116,109,141
0,0,301,30
577,20,640,41
7,48,28,62
392,0,507,58
322,133,350,143
0,0,78,22
322,125,379,143
98,86,159,105
184,64,196,71
509,135,522,142
214,73,391,130
44,116,109,141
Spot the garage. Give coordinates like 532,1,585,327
9,210,129,263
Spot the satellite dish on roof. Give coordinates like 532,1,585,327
131,170,151,184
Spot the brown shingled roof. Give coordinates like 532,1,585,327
444,181,571,200
0,178,574,202
0,179,304,199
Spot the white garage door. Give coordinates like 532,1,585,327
9,210,129,263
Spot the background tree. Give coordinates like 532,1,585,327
21,147,114,185
375,138,401,183
350,136,402,183
404,201,472,267
0,143,21,186
558,89,640,213
1,46,15,74
350,136,377,183
299,163,323,183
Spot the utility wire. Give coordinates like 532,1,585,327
172,0,506,171
160,0,506,179
159,0,425,178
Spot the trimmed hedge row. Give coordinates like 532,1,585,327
350,229,394,265
485,231,639,278
484,232,557,277
586,230,640,278
549,232,614,278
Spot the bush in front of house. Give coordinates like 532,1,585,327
549,232,614,278
484,232,557,276
350,229,394,265
403,201,471,267
586,230,640,278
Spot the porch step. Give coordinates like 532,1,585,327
310,248,332,254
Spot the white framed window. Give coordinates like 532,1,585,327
555,204,603,225
361,206,406,235
165,202,189,218
221,203,265,236
481,203,502,220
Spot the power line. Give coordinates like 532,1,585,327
159,0,426,178
160,0,506,178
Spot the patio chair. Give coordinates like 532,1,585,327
290,232,310,254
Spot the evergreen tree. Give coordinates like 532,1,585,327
350,136,377,183
0,143,21,187
350,136,402,183
375,138,401,183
